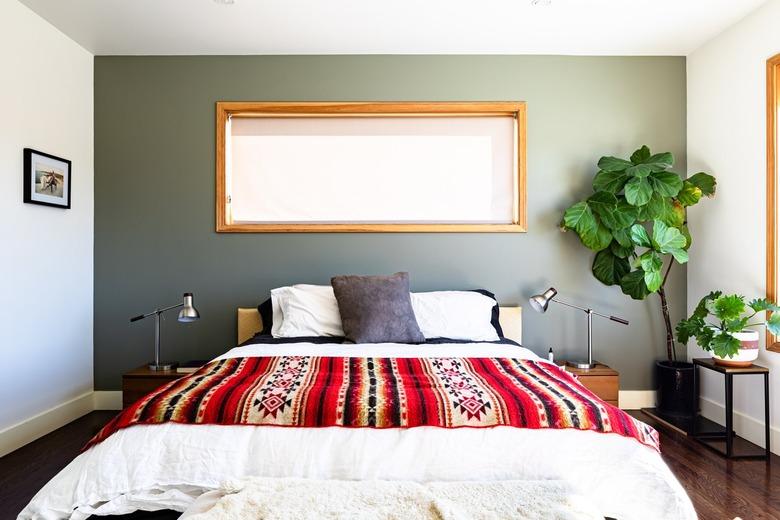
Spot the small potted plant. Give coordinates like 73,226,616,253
676,292,780,367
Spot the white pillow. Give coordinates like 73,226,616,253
411,291,500,341
274,285,344,338
269,286,292,337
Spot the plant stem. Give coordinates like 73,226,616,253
658,283,676,362
662,257,674,288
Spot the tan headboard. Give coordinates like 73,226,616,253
237,306,522,345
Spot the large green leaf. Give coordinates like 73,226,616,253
664,201,685,228
692,291,722,319
644,269,663,292
748,298,780,313
597,200,637,230
587,191,618,213
640,250,662,273
677,181,702,207
630,145,651,165
562,201,596,233
695,325,716,352
688,172,717,197
620,269,651,299
750,298,780,313
612,227,633,248
707,294,746,322
592,170,629,193
643,192,665,221
598,156,633,172
630,223,651,247
648,171,683,197
643,193,683,227
626,164,654,178
644,152,674,172
724,317,750,333
711,333,741,359
651,220,686,252
676,316,704,345
680,224,692,250
668,248,689,264
592,249,631,286
639,251,663,292
580,223,613,251
610,240,634,258
563,201,611,251
624,177,653,206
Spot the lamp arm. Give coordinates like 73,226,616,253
549,298,588,313
129,302,183,323
550,298,629,325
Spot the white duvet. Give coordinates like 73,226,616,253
20,341,695,520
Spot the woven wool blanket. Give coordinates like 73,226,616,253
87,356,659,451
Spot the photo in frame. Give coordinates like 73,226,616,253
23,148,71,209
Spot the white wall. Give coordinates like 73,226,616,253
687,0,780,452
0,0,93,454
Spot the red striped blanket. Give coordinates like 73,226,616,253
88,356,659,451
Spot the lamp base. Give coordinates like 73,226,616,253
148,361,178,371
566,359,596,370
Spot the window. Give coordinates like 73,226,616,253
767,53,780,350
215,102,527,233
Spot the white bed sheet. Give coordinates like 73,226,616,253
20,341,695,520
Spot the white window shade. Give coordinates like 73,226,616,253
227,116,517,225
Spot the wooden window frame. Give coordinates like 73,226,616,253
767,54,780,351
215,101,527,233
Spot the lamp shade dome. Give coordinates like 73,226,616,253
178,292,200,322
529,287,557,313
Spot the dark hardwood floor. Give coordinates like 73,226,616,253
2,410,778,519
0,411,178,520
628,410,780,520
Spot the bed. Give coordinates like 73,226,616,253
20,305,695,520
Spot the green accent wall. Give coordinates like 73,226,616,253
94,55,686,391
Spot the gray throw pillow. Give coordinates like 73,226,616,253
331,272,425,344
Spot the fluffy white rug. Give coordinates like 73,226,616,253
181,477,603,520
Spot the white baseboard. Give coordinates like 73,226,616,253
0,392,94,458
699,397,779,455
93,391,122,410
619,390,656,410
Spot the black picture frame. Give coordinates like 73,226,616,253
23,148,72,209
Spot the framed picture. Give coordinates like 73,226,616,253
23,148,71,209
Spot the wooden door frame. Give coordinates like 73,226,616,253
767,54,780,351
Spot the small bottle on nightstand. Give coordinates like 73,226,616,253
548,348,554,362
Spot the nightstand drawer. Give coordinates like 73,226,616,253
579,375,619,402
559,362,620,405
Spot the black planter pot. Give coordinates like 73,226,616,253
656,360,696,417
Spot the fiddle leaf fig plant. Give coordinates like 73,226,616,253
676,292,780,358
561,145,716,361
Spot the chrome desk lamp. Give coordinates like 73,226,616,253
130,292,200,371
529,287,628,369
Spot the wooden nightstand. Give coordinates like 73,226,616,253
122,365,184,408
558,362,619,406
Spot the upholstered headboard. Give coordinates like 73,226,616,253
237,306,522,345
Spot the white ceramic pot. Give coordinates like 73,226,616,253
712,329,759,367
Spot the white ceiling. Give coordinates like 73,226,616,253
19,0,767,56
